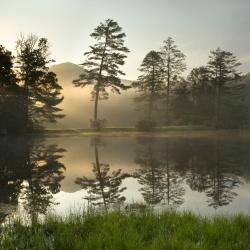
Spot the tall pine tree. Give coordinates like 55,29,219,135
133,50,164,126
161,37,186,125
188,66,213,124
73,19,130,130
207,48,241,127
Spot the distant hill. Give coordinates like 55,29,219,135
49,62,139,128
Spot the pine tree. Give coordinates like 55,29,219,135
73,19,130,129
172,78,193,124
15,34,64,131
187,66,213,124
161,37,186,125
207,48,241,127
0,45,24,133
0,45,16,87
133,50,164,127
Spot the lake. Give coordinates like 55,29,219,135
1,133,250,221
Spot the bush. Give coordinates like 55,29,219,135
90,119,107,130
136,119,156,131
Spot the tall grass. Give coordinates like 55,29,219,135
1,210,250,249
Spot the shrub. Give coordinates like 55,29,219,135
136,119,156,131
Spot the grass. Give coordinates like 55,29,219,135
1,210,250,250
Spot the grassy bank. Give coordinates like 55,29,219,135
1,211,250,250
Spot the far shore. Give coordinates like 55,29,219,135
41,126,250,138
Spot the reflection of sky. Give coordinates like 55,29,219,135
43,135,250,216
52,180,250,217
1,0,250,79
2,134,250,218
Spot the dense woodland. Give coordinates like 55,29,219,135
1,19,250,134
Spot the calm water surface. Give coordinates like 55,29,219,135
1,134,250,221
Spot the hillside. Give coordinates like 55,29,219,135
49,62,139,128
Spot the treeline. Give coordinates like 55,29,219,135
134,44,249,130
1,19,249,134
0,35,64,134
73,19,250,130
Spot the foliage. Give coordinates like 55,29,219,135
0,45,25,133
73,19,130,128
161,37,186,124
133,50,164,121
15,34,64,131
207,48,242,127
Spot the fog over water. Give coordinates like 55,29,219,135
1,133,250,222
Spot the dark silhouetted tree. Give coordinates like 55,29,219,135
73,19,130,129
133,50,164,124
207,48,241,127
15,34,64,131
161,37,186,125
187,66,213,124
0,45,16,87
0,45,24,133
172,78,193,124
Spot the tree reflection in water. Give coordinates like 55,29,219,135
134,138,185,207
169,138,244,209
0,137,66,220
76,137,129,209
0,135,248,218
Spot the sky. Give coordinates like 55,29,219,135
1,0,250,80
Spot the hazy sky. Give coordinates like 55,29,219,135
1,0,250,80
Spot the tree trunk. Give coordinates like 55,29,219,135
215,85,220,127
24,80,29,132
148,65,155,120
166,59,171,125
94,86,99,121
214,65,222,128
93,31,109,126
94,142,107,209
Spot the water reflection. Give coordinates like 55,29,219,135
0,137,65,220
134,138,185,207
0,135,250,217
75,137,129,209
185,140,243,208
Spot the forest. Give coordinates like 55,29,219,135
1,19,250,134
